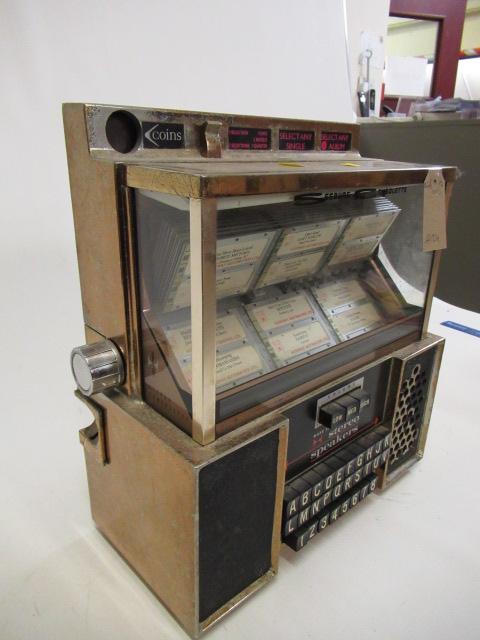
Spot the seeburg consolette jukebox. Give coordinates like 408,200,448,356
63,104,457,637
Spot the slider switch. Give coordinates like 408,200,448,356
348,389,371,412
317,402,345,429
335,395,359,421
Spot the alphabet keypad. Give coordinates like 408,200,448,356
282,426,390,551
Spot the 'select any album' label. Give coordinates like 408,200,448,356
320,131,351,151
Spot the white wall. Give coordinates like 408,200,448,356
387,1,480,58
387,19,439,58
0,0,359,510
0,0,357,257
455,58,480,98
461,1,480,49
386,1,480,99
0,2,363,447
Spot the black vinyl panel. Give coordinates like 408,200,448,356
198,430,279,622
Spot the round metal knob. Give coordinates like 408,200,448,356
71,339,124,396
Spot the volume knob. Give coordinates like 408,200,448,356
70,339,124,396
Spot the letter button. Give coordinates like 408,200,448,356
363,461,373,478
314,461,336,491
373,439,383,456
350,490,360,507
285,522,317,552
334,448,356,476
359,483,370,501
325,455,346,484
283,485,300,519
320,490,332,508
303,469,324,499
298,506,311,527
317,512,330,531
348,442,365,468
311,498,322,518
284,515,298,537
340,496,351,515
352,469,363,485
330,506,341,522
290,478,312,509
332,483,343,500
343,474,353,492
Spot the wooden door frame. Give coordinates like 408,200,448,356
389,0,467,97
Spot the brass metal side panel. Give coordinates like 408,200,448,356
80,391,288,637
82,395,198,636
63,104,127,346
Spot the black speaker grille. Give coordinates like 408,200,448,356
198,430,278,622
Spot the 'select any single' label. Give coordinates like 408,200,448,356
279,129,315,151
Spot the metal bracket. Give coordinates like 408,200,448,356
204,121,222,158
75,390,108,464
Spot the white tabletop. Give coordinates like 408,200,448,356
1,297,479,640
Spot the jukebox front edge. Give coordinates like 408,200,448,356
63,104,456,637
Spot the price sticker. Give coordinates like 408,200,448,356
423,169,447,251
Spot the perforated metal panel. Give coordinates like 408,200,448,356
388,348,435,473
390,364,427,466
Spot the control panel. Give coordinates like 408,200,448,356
283,425,390,551
284,360,390,478
83,104,358,162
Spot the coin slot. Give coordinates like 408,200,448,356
105,110,141,153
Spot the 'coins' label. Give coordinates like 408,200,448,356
142,122,185,149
